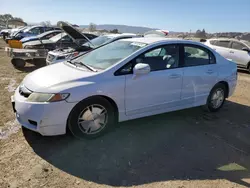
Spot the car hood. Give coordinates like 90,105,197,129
22,62,96,92
57,21,91,44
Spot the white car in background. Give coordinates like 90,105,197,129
12,37,237,139
46,32,138,65
204,38,250,73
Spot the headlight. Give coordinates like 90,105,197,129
27,93,70,102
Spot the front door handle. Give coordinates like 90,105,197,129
206,70,214,74
230,51,234,53
169,74,181,79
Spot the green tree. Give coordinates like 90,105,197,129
110,29,119,33
89,23,97,32
0,14,14,26
195,29,206,38
40,21,51,26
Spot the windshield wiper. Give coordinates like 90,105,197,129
67,60,97,72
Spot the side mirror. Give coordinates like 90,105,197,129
133,63,150,77
242,47,250,52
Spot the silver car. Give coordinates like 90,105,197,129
204,38,250,73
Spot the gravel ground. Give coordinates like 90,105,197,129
0,39,250,188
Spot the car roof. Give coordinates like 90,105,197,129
105,33,137,38
209,38,238,41
39,30,62,36
121,37,188,44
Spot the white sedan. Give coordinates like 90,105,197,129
12,37,237,139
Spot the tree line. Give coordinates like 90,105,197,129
0,14,24,26
89,22,119,33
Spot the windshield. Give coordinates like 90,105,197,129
13,26,29,35
83,35,113,48
23,26,33,32
50,32,66,42
37,31,53,38
73,40,147,70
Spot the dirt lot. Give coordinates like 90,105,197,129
0,39,250,188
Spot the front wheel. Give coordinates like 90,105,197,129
68,97,116,139
205,83,226,112
11,59,26,69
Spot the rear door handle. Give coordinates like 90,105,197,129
169,74,181,79
206,70,214,74
230,51,234,53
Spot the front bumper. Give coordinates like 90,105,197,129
12,87,77,136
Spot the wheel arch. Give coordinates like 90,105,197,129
247,61,250,70
216,81,229,98
66,95,119,132
97,95,119,122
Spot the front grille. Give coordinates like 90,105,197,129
19,85,32,98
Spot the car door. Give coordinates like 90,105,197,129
123,44,184,116
228,41,250,67
181,44,218,106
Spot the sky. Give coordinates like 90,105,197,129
1,0,250,33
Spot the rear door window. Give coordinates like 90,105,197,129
231,42,246,51
184,45,216,66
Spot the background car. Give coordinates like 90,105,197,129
6,25,61,41
21,30,62,43
46,32,139,65
12,37,237,139
204,38,250,73
144,29,169,37
22,32,97,50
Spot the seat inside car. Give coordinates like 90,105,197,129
139,47,179,71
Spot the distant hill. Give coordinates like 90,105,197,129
80,24,159,34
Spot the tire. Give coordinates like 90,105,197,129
68,96,116,139
33,59,45,67
205,83,226,112
11,59,26,68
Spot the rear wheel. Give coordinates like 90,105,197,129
68,96,116,139
205,83,226,112
11,59,26,69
